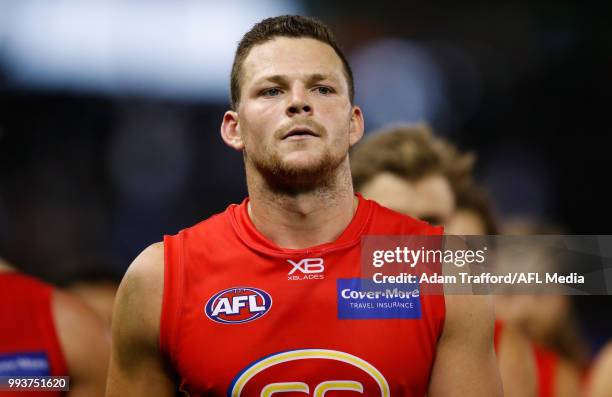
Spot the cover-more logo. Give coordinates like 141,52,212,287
287,258,325,281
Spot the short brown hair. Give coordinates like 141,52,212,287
454,184,500,235
230,15,354,110
351,123,475,194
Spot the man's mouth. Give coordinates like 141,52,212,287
282,127,319,140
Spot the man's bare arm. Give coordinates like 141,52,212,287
428,295,503,397
106,242,177,396
555,357,581,397
53,289,110,397
588,343,612,397
498,323,537,397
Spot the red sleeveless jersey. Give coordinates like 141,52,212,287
493,320,503,355
0,272,67,397
534,345,558,397
161,195,445,396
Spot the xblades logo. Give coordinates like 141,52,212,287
287,258,325,281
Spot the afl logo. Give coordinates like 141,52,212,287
205,287,272,324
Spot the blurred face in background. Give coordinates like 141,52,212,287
451,208,572,344
234,37,363,188
446,208,487,235
359,172,455,226
495,294,571,342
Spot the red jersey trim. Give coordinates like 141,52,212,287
228,194,375,258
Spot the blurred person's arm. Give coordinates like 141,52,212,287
106,243,176,396
556,358,582,397
587,343,612,397
428,295,503,397
53,289,110,397
498,324,537,397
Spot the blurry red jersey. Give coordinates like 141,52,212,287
534,345,558,397
0,272,67,396
493,320,504,355
161,194,445,396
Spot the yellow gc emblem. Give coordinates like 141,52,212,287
261,380,363,396
229,349,390,397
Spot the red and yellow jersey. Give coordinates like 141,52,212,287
0,272,67,397
161,194,445,396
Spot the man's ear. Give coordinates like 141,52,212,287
348,106,365,146
220,110,244,151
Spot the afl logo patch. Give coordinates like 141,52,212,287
205,287,272,324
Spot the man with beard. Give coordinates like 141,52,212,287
107,15,502,396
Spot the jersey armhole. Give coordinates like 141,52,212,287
160,233,185,368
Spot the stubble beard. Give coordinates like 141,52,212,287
245,141,347,196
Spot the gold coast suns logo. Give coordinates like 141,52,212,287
228,349,390,396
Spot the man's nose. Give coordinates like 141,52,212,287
287,87,313,116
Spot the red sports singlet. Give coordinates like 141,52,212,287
493,320,503,355
534,345,558,397
0,272,67,397
161,195,445,396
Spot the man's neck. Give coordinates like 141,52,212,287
246,161,358,249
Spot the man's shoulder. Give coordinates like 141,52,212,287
52,287,110,378
113,242,165,349
365,197,444,235
120,242,165,303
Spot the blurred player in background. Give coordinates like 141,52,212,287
351,122,464,227
495,222,588,397
68,268,122,328
0,258,110,396
445,185,499,236
107,15,501,397
446,173,587,397
352,122,537,397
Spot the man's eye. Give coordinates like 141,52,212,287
262,88,281,97
315,86,333,95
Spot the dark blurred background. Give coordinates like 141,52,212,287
0,1,610,351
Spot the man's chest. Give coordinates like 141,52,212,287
171,249,439,396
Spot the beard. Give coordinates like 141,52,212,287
244,140,347,195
